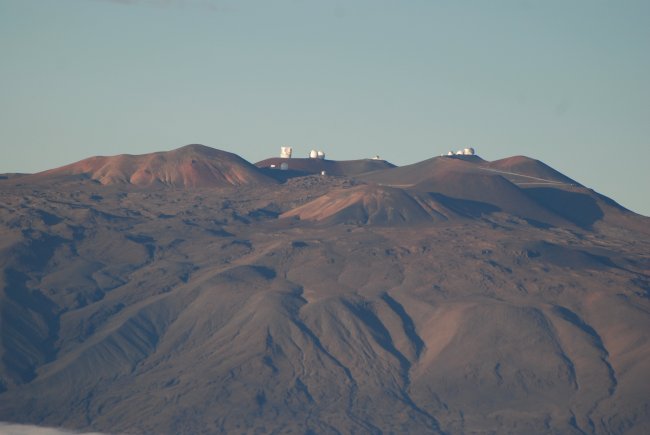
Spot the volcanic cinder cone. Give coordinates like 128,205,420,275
29,144,276,188
0,147,649,434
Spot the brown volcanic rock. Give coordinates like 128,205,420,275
413,170,571,226
361,156,572,226
486,155,579,185
0,151,649,434
280,184,449,225
360,154,483,187
361,154,638,229
256,157,395,179
360,154,574,189
28,144,276,188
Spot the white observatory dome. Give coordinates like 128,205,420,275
280,146,292,158
309,149,318,158
317,150,325,159
463,147,475,155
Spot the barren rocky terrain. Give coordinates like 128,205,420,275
1,144,649,434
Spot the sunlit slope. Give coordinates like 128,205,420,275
28,144,276,188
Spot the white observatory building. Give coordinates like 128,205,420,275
309,149,326,159
447,147,476,156
280,146,293,158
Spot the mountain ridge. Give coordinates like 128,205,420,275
23,144,276,188
0,144,649,434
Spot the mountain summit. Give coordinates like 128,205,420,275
0,146,649,434
30,144,276,187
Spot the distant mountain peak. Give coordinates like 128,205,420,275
1,146,649,434
29,144,276,188
486,155,578,185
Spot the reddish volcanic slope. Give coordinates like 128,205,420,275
360,155,483,187
485,155,578,186
1,148,649,434
359,154,639,230
281,184,449,225
29,144,276,188
413,170,570,226
361,154,574,189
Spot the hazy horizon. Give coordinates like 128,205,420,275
1,0,648,215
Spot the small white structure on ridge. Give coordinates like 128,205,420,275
280,146,293,158
446,147,477,157
309,149,326,159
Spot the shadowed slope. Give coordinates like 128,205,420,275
413,170,570,226
482,157,648,229
361,156,571,225
360,155,482,187
360,154,576,189
360,154,647,229
485,155,579,186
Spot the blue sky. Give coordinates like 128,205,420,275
1,0,648,215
